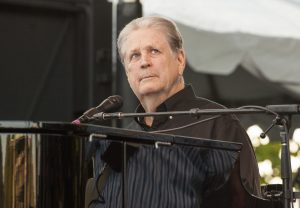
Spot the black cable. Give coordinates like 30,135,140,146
88,164,107,208
150,115,222,133
238,105,279,116
150,105,280,134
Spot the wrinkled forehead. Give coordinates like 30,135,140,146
122,27,170,55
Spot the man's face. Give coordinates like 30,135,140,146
122,28,185,100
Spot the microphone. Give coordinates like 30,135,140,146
72,95,123,124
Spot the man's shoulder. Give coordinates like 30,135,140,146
179,92,227,114
193,96,226,109
180,85,226,109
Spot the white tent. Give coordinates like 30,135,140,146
143,0,300,97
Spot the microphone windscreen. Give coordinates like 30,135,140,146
72,95,123,124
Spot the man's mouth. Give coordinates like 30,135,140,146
140,75,156,82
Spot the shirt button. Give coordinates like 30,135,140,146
169,116,173,120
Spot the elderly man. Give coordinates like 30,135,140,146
90,16,261,208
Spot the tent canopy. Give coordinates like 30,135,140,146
143,0,300,97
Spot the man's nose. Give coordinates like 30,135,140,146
140,53,151,68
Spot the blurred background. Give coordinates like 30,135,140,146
1,0,300,203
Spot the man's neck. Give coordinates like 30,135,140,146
138,95,163,127
139,84,185,126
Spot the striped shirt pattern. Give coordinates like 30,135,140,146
92,139,238,208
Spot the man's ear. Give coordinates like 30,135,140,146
177,49,186,75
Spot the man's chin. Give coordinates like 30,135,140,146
138,86,161,97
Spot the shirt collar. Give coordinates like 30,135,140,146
134,84,196,130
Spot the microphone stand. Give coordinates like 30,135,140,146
279,116,293,208
97,108,264,119
92,105,300,208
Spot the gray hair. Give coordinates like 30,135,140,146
117,16,184,64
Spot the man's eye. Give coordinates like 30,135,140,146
130,53,139,60
151,49,159,54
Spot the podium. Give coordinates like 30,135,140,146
0,121,281,208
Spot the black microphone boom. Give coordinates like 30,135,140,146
72,95,123,124
91,104,300,122
266,104,300,114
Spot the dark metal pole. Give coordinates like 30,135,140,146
279,119,293,208
111,0,118,95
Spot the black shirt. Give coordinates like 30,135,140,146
128,84,261,196
94,85,261,208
